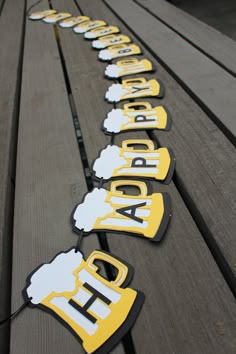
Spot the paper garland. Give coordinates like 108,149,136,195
84,26,120,39
105,77,164,103
23,248,145,354
72,180,171,241
103,102,171,134
25,8,177,353
92,34,132,49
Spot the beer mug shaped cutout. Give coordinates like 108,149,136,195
105,77,164,103
92,140,175,184
23,248,145,354
73,20,107,34
105,58,154,79
98,44,142,62
103,102,171,134
72,180,171,241
43,13,72,24
28,9,57,20
84,26,120,39
59,16,90,28
92,34,131,50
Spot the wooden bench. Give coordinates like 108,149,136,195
0,0,235,353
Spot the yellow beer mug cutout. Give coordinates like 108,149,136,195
59,16,90,28
43,13,72,24
28,9,57,20
73,20,107,34
105,77,164,103
93,139,175,183
84,25,120,39
105,58,154,79
23,248,145,354
103,102,171,134
72,180,171,241
99,43,142,61
92,34,131,49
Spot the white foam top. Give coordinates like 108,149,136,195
84,31,97,39
98,49,112,61
105,83,125,103
92,40,104,49
93,145,126,179
105,64,121,78
27,249,83,304
104,109,129,133
73,188,113,231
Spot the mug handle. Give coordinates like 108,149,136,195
124,101,152,111
86,250,129,287
110,180,148,197
122,139,155,151
122,77,146,85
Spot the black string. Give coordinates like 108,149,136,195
75,229,84,252
0,299,31,327
26,0,44,16
110,133,115,145
98,177,104,189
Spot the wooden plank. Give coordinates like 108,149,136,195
135,0,236,76
105,0,236,142
104,0,236,281
10,1,102,353
0,0,25,352
55,0,236,353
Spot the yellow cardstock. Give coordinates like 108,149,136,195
84,26,120,39
23,248,145,354
93,140,175,182
105,77,164,102
28,9,57,20
43,13,72,24
103,102,171,134
59,16,90,28
105,58,154,78
72,180,171,241
73,20,107,34
92,34,131,49
99,44,142,61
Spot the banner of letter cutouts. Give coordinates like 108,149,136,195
24,9,176,354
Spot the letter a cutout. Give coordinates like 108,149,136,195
116,202,146,223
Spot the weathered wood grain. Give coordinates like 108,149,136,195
135,0,236,76
10,1,102,353
105,0,236,141
0,0,25,352
105,0,236,284
54,0,236,353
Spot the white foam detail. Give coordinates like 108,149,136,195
26,249,83,304
105,84,126,103
73,188,113,231
104,109,129,133
105,64,121,78
98,49,112,61
92,40,104,49
73,25,87,34
93,145,126,179
84,31,97,39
